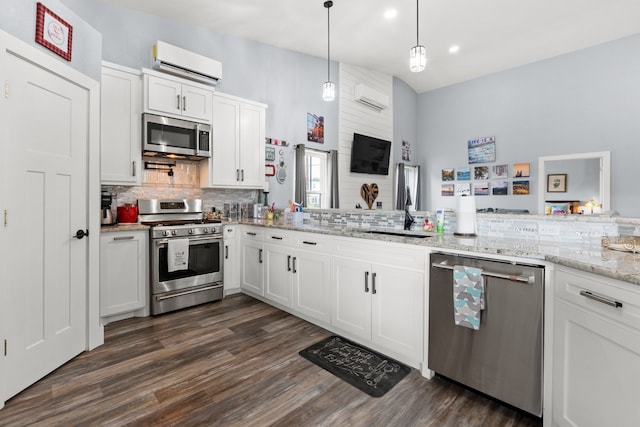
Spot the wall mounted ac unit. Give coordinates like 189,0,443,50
153,41,222,86
354,83,389,111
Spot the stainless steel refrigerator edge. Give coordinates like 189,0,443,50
428,252,544,417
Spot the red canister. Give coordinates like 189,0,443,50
117,205,138,223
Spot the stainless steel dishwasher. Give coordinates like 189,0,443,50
428,252,544,417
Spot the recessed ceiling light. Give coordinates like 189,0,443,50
449,45,460,54
384,9,397,20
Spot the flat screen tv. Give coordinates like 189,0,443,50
350,133,392,175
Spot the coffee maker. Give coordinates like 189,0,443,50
101,191,115,225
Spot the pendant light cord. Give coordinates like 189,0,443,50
325,1,332,81
416,0,419,45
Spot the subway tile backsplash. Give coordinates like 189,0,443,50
307,209,640,244
102,185,258,216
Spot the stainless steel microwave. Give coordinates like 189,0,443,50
142,113,211,160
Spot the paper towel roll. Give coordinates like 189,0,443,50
455,196,477,236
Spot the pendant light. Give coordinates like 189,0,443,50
322,1,335,101
409,0,426,72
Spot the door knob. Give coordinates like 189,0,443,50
73,229,89,239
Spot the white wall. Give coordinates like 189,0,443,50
418,34,640,217
338,64,393,210
0,0,102,80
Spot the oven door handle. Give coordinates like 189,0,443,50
155,235,223,246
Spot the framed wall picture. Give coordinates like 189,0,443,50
547,174,567,192
35,3,73,61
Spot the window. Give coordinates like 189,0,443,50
304,150,328,208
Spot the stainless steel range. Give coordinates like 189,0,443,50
138,199,223,315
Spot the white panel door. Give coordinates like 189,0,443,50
371,264,424,364
3,50,89,400
146,74,182,116
263,243,293,308
330,257,371,341
211,96,240,186
238,102,265,187
181,83,212,121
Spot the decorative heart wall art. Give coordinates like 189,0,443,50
360,183,379,209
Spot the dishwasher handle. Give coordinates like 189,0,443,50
431,261,534,284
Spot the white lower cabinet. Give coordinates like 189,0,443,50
552,265,640,427
240,227,264,296
292,246,331,324
264,237,294,308
99,230,148,319
263,231,331,321
331,252,424,366
238,228,425,368
223,226,239,294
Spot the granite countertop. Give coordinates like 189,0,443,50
100,223,150,233
242,219,640,286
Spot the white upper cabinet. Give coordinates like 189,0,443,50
201,92,266,189
143,68,213,122
100,62,141,185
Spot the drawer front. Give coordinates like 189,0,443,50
292,231,335,253
264,229,292,245
334,236,426,270
555,266,640,331
241,226,264,241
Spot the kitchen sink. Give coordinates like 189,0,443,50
365,230,433,239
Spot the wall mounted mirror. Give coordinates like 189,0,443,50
538,151,610,215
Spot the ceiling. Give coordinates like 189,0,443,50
101,0,640,94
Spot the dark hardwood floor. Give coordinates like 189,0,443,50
0,294,542,426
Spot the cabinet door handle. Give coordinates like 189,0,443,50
132,160,136,177
271,236,283,240
259,249,263,263
241,169,245,181
580,290,623,308
303,241,317,246
364,271,370,293
182,96,186,111
225,245,229,259
236,169,240,181
246,232,257,236
287,255,291,271
293,257,297,274
372,272,377,294
176,94,181,110
113,236,134,241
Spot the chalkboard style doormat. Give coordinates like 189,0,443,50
299,336,411,397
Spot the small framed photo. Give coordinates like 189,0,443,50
35,3,73,61
442,168,455,181
547,174,567,192
456,167,471,181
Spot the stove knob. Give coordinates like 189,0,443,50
188,229,194,234
171,230,177,236
202,228,209,234
162,230,170,237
